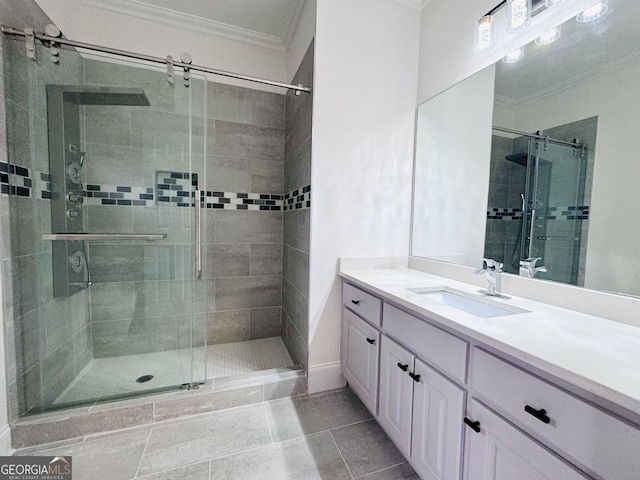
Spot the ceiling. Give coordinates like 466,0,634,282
136,0,302,40
83,0,429,52
83,0,309,51
495,0,637,103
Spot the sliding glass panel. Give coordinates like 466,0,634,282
4,37,207,413
525,140,587,285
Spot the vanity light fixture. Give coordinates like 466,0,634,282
506,0,533,32
503,47,525,63
476,15,496,53
475,0,567,54
535,26,561,44
576,0,608,22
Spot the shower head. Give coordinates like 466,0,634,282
58,86,151,106
505,152,528,166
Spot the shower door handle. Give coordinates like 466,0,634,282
195,190,202,280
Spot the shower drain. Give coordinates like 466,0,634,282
136,375,154,383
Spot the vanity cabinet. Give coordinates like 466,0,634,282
378,335,415,456
343,282,467,480
411,357,465,480
469,348,640,480
340,279,640,480
341,308,380,414
378,333,465,480
464,400,588,480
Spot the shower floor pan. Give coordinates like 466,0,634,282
54,336,294,405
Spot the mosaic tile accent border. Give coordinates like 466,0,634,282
201,191,283,211
0,162,312,211
0,161,31,196
283,185,311,211
487,205,590,221
486,208,523,220
83,184,154,207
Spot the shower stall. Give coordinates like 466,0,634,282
1,26,313,417
485,121,594,285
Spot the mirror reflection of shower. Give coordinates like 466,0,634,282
485,120,595,286
47,86,151,298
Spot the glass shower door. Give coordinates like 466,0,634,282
521,139,586,285
45,53,207,406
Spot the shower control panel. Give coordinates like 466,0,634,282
47,85,87,298
47,85,150,298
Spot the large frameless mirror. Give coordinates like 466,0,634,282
411,0,640,297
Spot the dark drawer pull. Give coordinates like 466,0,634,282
351,299,360,305
409,372,421,382
464,417,481,433
366,338,376,345
524,405,551,424
397,363,408,371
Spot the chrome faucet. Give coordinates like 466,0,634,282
475,258,503,296
519,257,547,278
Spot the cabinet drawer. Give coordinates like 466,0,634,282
343,283,382,327
464,400,588,480
470,348,640,480
383,303,467,383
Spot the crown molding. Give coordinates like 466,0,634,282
282,0,308,51
501,50,640,108
494,94,519,111
81,0,287,52
391,0,431,9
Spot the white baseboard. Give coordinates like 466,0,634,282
308,361,346,394
0,424,13,456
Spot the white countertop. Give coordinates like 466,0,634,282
339,267,640,416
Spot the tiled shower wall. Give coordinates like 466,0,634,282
1,3,313,417
79,58,208,358
80,59,289,354
484,134,525,275
282,42,314,372
0,7,91,418
205,82,286,345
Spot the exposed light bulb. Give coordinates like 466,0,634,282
545,0,570,6
506,0,532,32
502,48,524,64
535,26,561,45
576,0,609,22
476,15,495,53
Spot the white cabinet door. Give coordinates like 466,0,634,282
411,358,465,480
464,401,588,480
378,335,415,457
341,309,380,414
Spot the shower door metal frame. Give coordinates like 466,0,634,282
1,25,312,94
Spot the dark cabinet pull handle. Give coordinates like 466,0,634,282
464,417,481,433
397,363,408,371
524,405,551,424
366,338,375,345
351,299,360,305
409,372,421,382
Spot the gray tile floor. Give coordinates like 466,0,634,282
19,388,419,480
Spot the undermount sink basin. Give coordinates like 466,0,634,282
407,287,529,318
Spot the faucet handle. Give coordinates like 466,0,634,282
520,257,542,268
482,258,504,272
